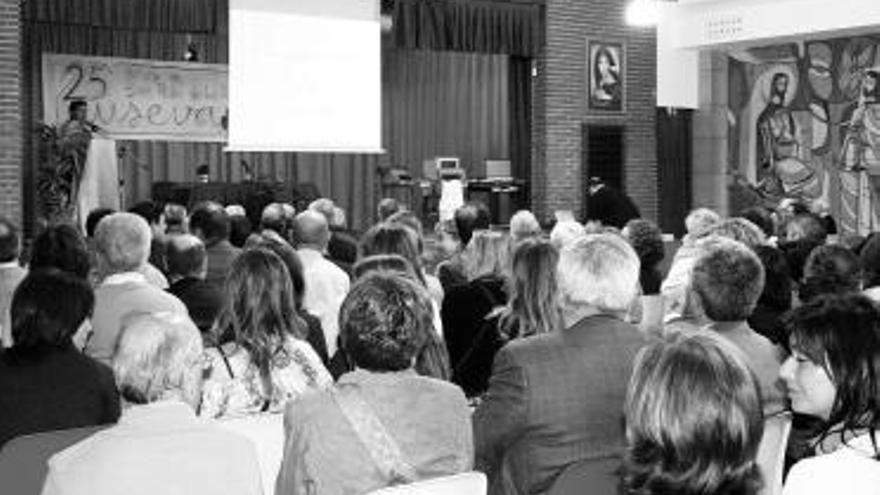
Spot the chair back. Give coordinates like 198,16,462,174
756,412,792,495
367,472,487,495
548,455,623,495
0,425,107,495
216,413,285,495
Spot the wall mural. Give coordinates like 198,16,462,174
728,36,880,234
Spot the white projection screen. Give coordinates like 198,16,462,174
228,0,383,153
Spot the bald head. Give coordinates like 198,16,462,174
295,210,330,250
261,203,287,235
166,234,207,280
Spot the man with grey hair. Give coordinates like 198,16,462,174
42,313,263,495
295,210,350,357
474,233,646,495
509,210,542,243
309,198,357,270
84,213,187,364
689,236,786,415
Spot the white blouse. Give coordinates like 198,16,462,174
783,433,880,495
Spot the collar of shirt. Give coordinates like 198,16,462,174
102,271,148,286
120,400,198,429
0,260,20,270
297,247,328,262
337,368,418,388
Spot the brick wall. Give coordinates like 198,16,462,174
0,0,20,226
532,0,658,223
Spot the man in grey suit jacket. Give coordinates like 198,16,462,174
474,233,646,495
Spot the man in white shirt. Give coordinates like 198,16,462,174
295,210,350,358
42,312,263,495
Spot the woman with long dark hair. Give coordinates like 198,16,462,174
781,294,880,494
201,249,331,418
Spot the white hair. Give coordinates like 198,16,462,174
95,212,152,274
510,210,541,242
113,312,202,405
685,208,721,238
225,204,246,217
550,220,586,249
558,233,641,313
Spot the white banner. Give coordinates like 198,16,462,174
42,53,228,142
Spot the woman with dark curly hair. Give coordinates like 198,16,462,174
29,223,92,280
200,248,331,418
624,332,764,495
780,294,880,494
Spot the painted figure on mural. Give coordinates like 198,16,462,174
840,70,880,171
756,72,820,199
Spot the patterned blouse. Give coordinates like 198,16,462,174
200,336,333,419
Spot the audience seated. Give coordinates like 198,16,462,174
84,213,188,364
799,244,863,304
202,249,331,419
748,245,794,346
456,238,560,398
163,203,188,235
29,224,91,280
244,231,331,367
257,203,292,243
548,220,586,249
474,233,645,495
441,230,510,384
624,332,763,495
705,217,767,249
189,201,242,289
83,208,115,280
41,313,264,495
622,219,665,335
128,200,168,279
377,197,404,222
436,202,491,292
294,210,350,358
740,206,777,240
0,270,119,449
165,234,224,334
779,213,828,282
509,210,542,244
689,236,786,415
0,217,26,347
227,205,253,248
275,273,472,495
310,198,358,270
781,294,880,494
682,207,721,246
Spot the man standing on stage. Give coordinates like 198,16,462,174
584,176,640,229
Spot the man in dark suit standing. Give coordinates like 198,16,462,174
474,233,646,495
584,176,640,229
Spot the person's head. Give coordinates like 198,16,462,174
0,217,20,263
454,202,491,247
785,213,827,245
377,197,403,222
225,204,246,218
94,212,152,275
260,203,288,236
113,312,204,409
308,198,336,225
463,230,511,281
557,233,640,318
691,237,765,323
188,202,231,244
594,48,616,81
360,223,424,283
229,214,252,248
294,210,330,251
782,294,880,450
331,206,348,230
85,208,115,239
587,176,605,195
684,207,721,241
549,220,586,249
500,238,561,339
128,200,166,239
739,207,776,238
704,217,766,250
622,219,664,270
799,244,863,303
387,210,424,242
625,332,763,495
163,203,188,234
165,234,207,281
68,100,87,122
244,231,306,309
754,245,793,311
353,254,419,281
30,223,91,279
10,269,94,353
771,72,789,103
339,273,432,372
509,210,542,243
863,70,879,98
214,249,305,376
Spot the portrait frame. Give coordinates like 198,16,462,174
587,40,625,112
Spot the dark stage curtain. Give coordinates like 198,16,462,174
509,56,532,203
656,108,693,238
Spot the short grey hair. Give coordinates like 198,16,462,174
685,208,721,238
691,236,765,322
294,210,330,248
95,212,152,274
550,220,586,249
558,233,640,313
113,312,202,404
510,210,541,242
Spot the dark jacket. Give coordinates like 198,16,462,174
205,240,242,289
473,315,645,495
167,277,225,334
0,345,120,449
585,186,640,229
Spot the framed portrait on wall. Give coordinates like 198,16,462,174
587,40,624,111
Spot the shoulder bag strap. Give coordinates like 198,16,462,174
332,386,418,485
